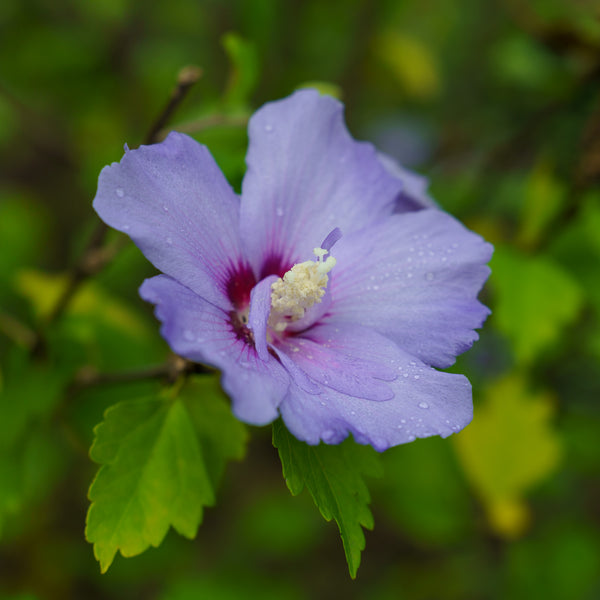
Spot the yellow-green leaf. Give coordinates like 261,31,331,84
15,268,147,336
454,374,562,538
491,247,584,364
374,31,440,100
517,159,565,249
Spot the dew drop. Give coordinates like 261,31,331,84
322,429,335,441
414,375,420,380
264,124,273,132
115,188,124,198
275,206,284,217
162,205,169,212
122,224,130,231
166,237,173,245
419,401,429,409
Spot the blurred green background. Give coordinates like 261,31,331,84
1,0,600,598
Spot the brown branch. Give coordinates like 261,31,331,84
32,66,204,355
144,65,203,145
69,355,213,394
0,310,37,349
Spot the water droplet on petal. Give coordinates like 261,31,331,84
419,401,429,409
115,188,124,197
276,206,284,217
322,429,335,442
166,237,173,245
122,224,130,231
264,124,273,132
162,205,169,212
414,375,420,380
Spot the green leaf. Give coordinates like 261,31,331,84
374,31,440,100
491,247,584,364
549,192,600,315
180,374,248,487
0,347,66,449
517,159,565,249
15,269,148,336
86,396,214,573
297,81,343,99
0,346,69,539
222,32,259,109
453,374,562,538
272,420,382,578
85,376,247,573
0,424,66,539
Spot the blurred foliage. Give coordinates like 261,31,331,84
1,0,600,598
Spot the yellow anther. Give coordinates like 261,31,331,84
269,247,336,332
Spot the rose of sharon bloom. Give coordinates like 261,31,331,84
93,90,492,451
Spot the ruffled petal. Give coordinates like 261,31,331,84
327,209,493,368
377,152,438,212
139,275,290,425
277,326,472,451
275,323,396,401
94,132,246,308
239,89,402,277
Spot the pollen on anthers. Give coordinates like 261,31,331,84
269,246,337,332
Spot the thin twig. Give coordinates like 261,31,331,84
165,112,249,138
0,310,37,349
144,65,204,145
32,66,204,355
70,355,213,394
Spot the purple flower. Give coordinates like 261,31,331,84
93,90,492,451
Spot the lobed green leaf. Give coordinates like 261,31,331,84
272,420,382,578
86,375,248,573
